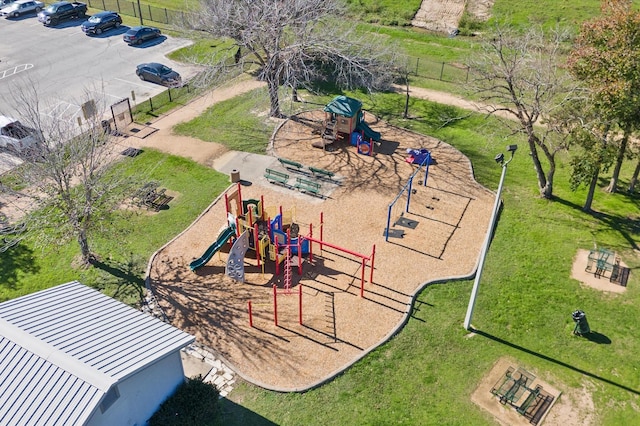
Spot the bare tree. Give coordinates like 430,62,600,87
0,85,139,266
189,0,399,117
467,26,580,199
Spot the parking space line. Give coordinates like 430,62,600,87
0,64,34,80
113,77,150,89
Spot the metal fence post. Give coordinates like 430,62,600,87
415,57,419,76
440,62,445,81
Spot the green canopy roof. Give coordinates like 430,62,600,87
323,96,363,118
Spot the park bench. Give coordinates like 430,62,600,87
308,166,335,180
264,168,289,186
278,157,304,171
294,177,321,196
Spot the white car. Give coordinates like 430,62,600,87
0,0,44,18
0,116,38,152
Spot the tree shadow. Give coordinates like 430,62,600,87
0,243,39,291
87,254,146,305
552,195,640,251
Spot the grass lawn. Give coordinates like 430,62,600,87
173,88,274,153
0,149,230,305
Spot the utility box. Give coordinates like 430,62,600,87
572,310,590,336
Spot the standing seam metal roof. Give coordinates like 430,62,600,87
0,281,195,426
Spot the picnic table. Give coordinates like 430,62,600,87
586,247,617,278
133,182,172,212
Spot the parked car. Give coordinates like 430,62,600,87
0,116,39,153
37,1,86,26
81,11,121,35
123,26,161,45
0,0,43,18
136,63,182,87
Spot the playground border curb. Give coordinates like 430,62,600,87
142,109,501,393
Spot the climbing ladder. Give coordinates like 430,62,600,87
283,246,293,294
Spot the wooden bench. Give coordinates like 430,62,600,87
264,168,289,185
278,157,304,171
308,166,335,180
294,177,321,196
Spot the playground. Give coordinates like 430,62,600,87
148,101,496,391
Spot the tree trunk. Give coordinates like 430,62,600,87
583,167,600,212
403,76,410,119
267,78,281,118
605,127,629,193
77,228,93,265
527,134,551,198
629,157,640,193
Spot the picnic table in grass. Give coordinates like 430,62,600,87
133,181,172,212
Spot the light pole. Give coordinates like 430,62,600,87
464,144,517,331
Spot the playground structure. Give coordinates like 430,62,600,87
385,150,432,241
490,366,555,425
189,183,377,326
314,95,381,155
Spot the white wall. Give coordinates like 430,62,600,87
87,352,186,426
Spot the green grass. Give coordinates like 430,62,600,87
173,87,274,153
0,149,229,305
344,0,423,26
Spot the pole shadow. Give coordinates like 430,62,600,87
472,328,637,395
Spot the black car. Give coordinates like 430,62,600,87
136,63,182,87
123,26,161,45
81,11,121,35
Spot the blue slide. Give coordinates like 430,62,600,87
189,226,235,271
356,121,381,141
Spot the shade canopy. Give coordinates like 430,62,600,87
323,96,363,118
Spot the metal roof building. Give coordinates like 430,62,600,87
0,281,195,426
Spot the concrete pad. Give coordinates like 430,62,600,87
181,351,213,379
211,151,279,184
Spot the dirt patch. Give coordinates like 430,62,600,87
571,249,628,294
412,0,495,33
472,357,596,426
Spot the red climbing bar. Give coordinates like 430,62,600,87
273,284,278,326
248,301,253,327
360,258,366,297
370,244,376,284
299,284,303,325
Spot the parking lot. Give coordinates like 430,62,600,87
0,11,196,121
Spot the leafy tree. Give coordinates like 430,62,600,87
0,86,140,265
567,0,640,194
467,26,579,199
189,0,398,118
563,102,618,211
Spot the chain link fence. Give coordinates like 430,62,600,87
407,56,470,83
85,0,186,25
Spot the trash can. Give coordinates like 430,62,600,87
230,169,240,183
572,310,591,336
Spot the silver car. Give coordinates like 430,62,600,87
0,0,44,17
